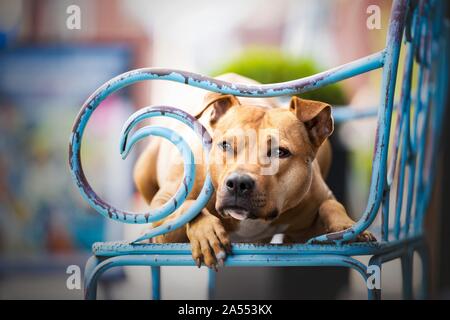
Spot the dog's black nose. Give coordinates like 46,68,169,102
225,173,255,196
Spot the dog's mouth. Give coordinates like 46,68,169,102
221,206,253,221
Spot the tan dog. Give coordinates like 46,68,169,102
134,73,375,269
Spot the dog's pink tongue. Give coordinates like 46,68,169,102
225,209,248,221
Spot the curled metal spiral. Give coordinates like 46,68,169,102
68,70,219,243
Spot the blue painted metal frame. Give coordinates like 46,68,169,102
70,0,449,299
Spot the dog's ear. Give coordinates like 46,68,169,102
195,93,240,126
289,96,334,148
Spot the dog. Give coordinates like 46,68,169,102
134,73,375,269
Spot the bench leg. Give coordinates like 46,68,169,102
368,241,426,300
151,266,161,300
368,257,382,300
415,243,430,299
208,268,216,300
84,256,102,300
401,249,414,299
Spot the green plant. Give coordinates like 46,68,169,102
211,47,348,105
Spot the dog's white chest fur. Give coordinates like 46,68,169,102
230,219,288,243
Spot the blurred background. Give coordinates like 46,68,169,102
0,0,449,299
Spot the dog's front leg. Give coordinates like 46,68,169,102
151,200,195,243
186,210,231,269
317,199,376,242
151,199,231,267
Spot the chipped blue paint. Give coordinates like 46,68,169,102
121,125,196,222
307,0,408,244
118,106,215,243
91,238,415,257
84,253,375,300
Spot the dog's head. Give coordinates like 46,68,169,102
200,93,333,222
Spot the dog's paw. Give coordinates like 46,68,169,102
355,230,377,242
326,223,377,242
186,214,231,270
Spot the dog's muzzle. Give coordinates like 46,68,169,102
218,172,258,220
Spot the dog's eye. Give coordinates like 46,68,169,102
219,141,232,152
268,147,291,158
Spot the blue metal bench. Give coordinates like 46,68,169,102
70,0,449,300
